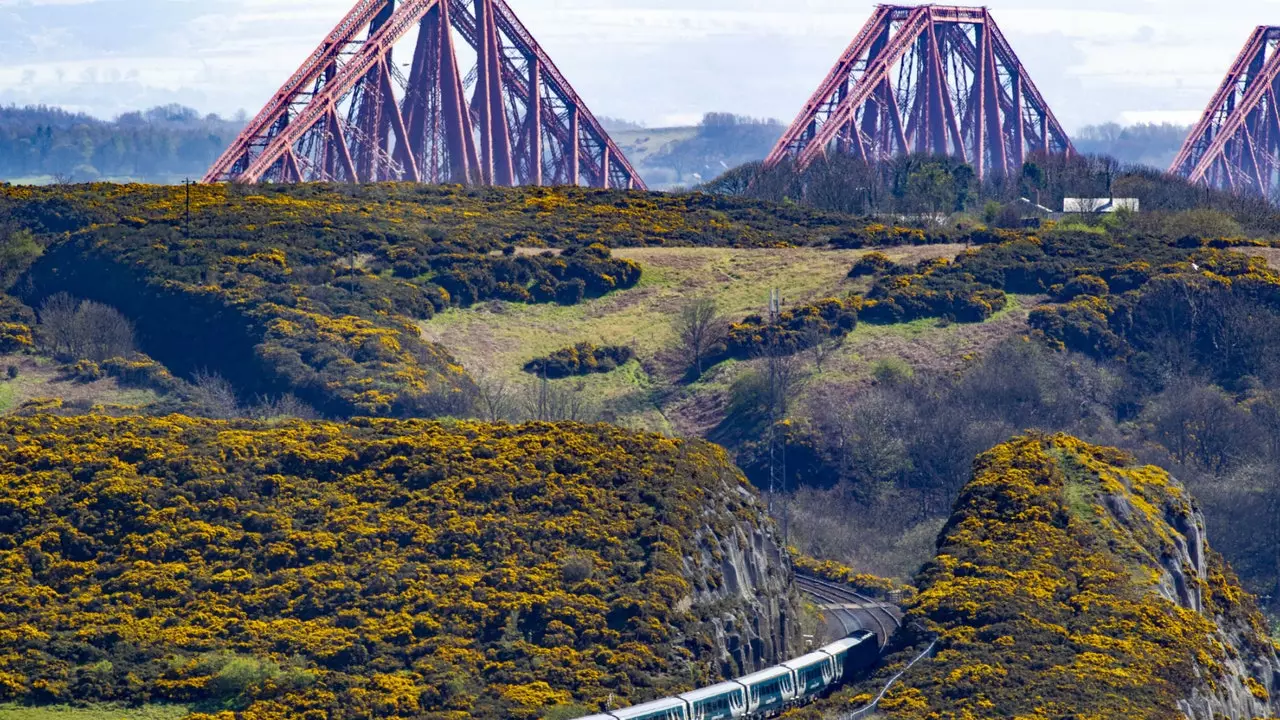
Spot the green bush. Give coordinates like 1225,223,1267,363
524,343,635,379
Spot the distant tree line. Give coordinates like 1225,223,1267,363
1072,122,1193,170
0,104,244,183
703,149,1280,237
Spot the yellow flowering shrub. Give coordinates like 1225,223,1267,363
0,414,778,720
841,434,1277,719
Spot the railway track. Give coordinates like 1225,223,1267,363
795,574,902,648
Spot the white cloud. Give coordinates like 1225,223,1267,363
0,0,1269,130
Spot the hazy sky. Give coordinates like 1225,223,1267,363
0,0,1273,130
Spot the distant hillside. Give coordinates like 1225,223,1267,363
0,104,242,185
611,113,785,189
0,105,784,189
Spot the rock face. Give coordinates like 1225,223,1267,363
873,434,1280,720
681,480,802,679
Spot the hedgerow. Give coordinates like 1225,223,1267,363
523,343,636,379
0,414,783,720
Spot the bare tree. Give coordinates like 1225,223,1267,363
252,394,319,421
802,324,843,372
475,371,516,423
189,370,241,419
36,294,135,362
74,301,136,361
520,378,597,422
676,298,729,377
37,292,80,359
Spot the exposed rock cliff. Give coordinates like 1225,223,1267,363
866,434,1280,720
680,482,801,679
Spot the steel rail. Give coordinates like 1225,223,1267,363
796,574,899,646
795,576,866,638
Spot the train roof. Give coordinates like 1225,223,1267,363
820,632,876,655
679,681,746,703
736,665,793,686
609,696,687,719
783,650,834,670
574,716,616,720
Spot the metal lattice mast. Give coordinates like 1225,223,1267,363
203,0,644,189
763,4,1073,178
1171,27,1280,196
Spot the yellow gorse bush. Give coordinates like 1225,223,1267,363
862,434,1275,719
0,414,774,720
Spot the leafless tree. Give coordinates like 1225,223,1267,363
252,394,319,421
189,370,241,419
74,301,136,361
521,378,597,422
37,292,80,359
676,297,729,377
474,370,517,422
37,294,135,362
802,324,843,372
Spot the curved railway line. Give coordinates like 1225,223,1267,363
795,574,902,648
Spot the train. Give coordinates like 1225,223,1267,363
573,630,879,720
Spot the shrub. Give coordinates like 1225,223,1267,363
1053,274,1110,303
849,252,896,278
0,415,781,719
524,343,635,379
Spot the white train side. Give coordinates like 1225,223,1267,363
574,631,878,720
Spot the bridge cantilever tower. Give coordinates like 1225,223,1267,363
204,0,644,189
1172,27,1280,196
763,4,1073,178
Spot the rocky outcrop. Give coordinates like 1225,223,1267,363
681,479,803,679
864,434,1280,720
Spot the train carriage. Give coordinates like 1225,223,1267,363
783,650,839,699
678,681,747,720
572,628,884,720
609,697,689,720
735,666,797,715
820,631,879,682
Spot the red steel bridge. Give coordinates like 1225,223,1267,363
203,0,644,189
1172,26,1280,196
764,4,1073,178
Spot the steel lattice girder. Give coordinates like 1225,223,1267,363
763,4,1073,177
203,0,644,189
1172,27,1280,196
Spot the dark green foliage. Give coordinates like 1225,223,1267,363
524,343,635,379
721,297,858,362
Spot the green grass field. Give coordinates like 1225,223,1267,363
0,705,191,720
0,355,161,415
420,244,1030,434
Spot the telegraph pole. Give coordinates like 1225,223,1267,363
183,178,192,238
766,288,790,542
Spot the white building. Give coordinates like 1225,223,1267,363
1063,198,1140,214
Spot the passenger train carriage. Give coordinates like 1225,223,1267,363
573,631,878,720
